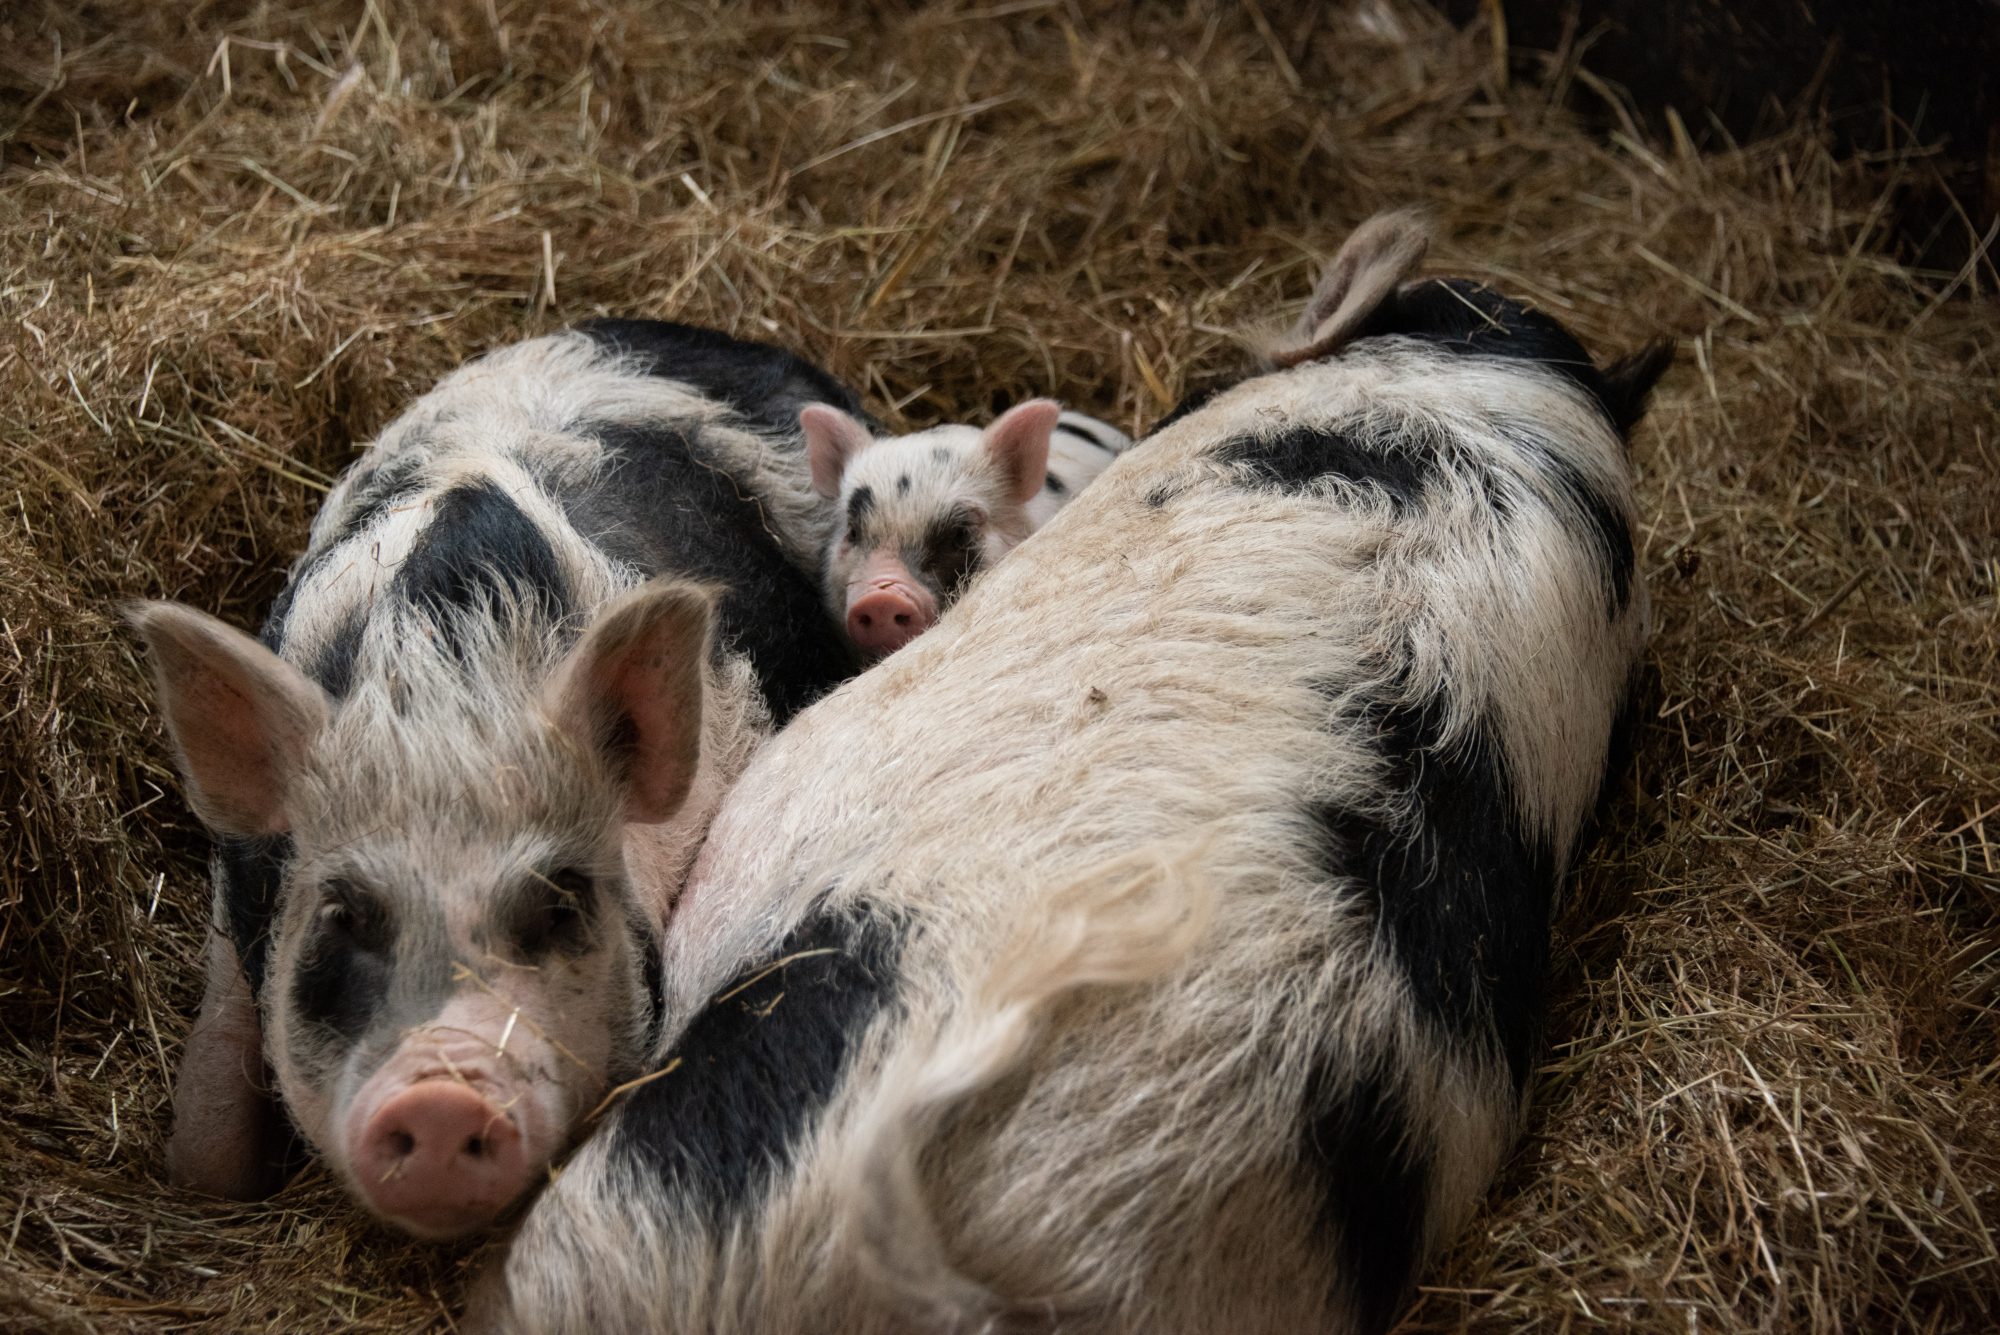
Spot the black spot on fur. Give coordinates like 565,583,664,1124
310,614,365,698
610,900,903,1220
896,474,911,496
391,479,571,639
568,422,857,723
932,446,950,464
1043,471,1067,496
329,451,428,549
918,511,983,601
1056,418,1113,452
637,913,666,1056
1215,425,1439,510
1300,1064,1432,1334
1353,279,1642,434
1516,432,1635,617
1318,688,1557,1089
846,485,875,537
216,834,289,1000
261,454,431,661
578,319,872,440
289,884,396,1045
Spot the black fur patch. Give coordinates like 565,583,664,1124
568,422,857,723
288,894,396,1046
918,512,983,601
1354,279,1631,434
217,834,290,1000
1215,425,1438,510
1318,688,1557,1089
1056,418,1112,452
578,319,871,440
1515,432,1635,617
609,900,903,1221
636,913,666,1056
310,613,365,699
391,479,571,638
329,451,428,549
896,474,911,496
846,485,876,539
1299,1063,1432,1334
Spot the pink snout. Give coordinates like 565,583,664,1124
353,1080,528,1237
847,580,935,655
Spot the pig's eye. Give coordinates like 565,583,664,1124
923,511,984,596
512,868,595,959
318,880,390,953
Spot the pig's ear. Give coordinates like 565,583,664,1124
982,399,1061,506
801,404,875,499
1598,339,1676,438
1265,209,1430,369
548,578,714,825
128,602,329,838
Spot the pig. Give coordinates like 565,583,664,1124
131,319,866,1237
473,210,1672,1334
800,401,1131,655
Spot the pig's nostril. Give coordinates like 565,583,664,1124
893,613,911,626
388,1129,415,1158
464,1134,485,1158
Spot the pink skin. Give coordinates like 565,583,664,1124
335,991,577,1239
845,549,938,656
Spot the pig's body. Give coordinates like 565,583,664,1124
1030,410,1131,525
140,320,862,1234
479,218,1669,1333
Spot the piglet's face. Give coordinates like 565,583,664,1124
802,401,1060,657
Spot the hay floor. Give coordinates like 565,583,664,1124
3,2,1996,1330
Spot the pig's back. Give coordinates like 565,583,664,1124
636,339,1643,1332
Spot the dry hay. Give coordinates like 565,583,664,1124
1,1,1995,1331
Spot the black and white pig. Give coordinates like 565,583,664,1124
801,401,1131,655
474,211,1671,1333
131,320,864,1237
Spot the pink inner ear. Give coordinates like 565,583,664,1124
984,400,1062,505
134,603,327,838
802,404,873,499
603,639,696,824
553,583,711,826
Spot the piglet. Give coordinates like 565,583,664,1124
801,402,1130,656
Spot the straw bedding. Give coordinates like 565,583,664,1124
1,2,1995,1330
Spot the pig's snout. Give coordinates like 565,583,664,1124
354,1080,527,1237
847,580,935,656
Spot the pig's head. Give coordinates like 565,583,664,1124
802,399,1061,657
131,580,713,1238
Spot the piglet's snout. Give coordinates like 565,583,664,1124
847,579,935,655
354,1080,526,1237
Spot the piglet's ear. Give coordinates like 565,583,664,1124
1266,209,1431,369
982,399,1061,506
548,578,714,825
801,404,876,499
128,602,329,838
